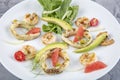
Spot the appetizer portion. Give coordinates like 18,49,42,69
75,17,99,29
79,52,107,73
10,13,40,41
10,20,40,40
33,42,69,74
74,32,108,53
62,26,92,48
34,42,68,64
14,45,37,62
80,52,97,66
41,48,70,74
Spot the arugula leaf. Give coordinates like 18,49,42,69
53,25,62,34
38,0,79,34
57,0,72,19
38,0,50,10
63,6,79,25
69,5,79,21
38,0,62,11
42,24,51,32
42,23,62,34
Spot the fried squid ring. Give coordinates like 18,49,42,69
41,50,70,74
61,28,93,48
10,20,40,41
24,13,39,26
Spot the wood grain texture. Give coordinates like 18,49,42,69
0,0,120,80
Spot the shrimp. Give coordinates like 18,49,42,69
24,13,39,26
80,52,97,66
75,17,90,29
21,45,37,60
41,32,56,45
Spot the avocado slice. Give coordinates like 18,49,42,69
41,17,72,30
34,42,68,63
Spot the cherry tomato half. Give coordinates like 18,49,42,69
14,51,25,62
90,18,99,26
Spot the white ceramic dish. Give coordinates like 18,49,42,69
0,0,120,80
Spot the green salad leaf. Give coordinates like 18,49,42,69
63,5,79,25
56,0,71,19
38,0,62,11
42,23,62,34
68,5,79,21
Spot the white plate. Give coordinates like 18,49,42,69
0,0,120,80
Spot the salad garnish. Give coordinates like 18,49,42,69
38,0,79,34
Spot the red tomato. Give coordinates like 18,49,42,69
90,18,99,26
26,27,40,34
51,48,60,67
85,61,107,73
14,51,25,62
73,26,84,42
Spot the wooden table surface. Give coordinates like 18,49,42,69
0,0,120,80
